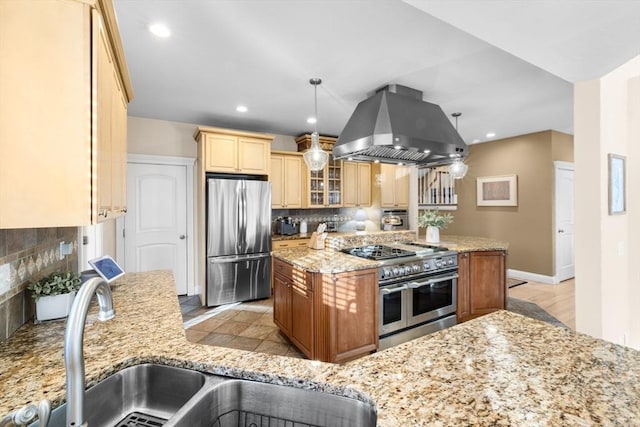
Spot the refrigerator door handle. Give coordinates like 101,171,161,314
209,253,271,263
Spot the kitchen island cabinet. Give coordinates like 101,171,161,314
456,250,506,322
2,270,639,426
0,0,133,228
273,257,378,362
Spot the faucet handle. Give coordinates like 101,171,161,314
0,400,50,426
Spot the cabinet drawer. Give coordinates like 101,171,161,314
272,239,309,249
273,258,293,277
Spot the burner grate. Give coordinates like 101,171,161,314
343,244,415,260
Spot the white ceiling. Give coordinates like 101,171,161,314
113,0,640,145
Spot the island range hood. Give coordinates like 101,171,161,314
333,84,467,166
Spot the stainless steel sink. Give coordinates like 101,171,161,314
167,379,377,427
32,364,210,427
32,364,376,427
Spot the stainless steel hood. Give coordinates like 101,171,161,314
333,85,467,166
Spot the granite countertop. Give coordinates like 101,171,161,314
272,233,313,241
272,232,508,274
2,271,639,425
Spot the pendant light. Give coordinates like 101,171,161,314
303,78,329,171
448,112,468,179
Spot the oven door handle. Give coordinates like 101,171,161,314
380,285,409,295
407,273,459,289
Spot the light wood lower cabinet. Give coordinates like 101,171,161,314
272,239,310,249
272,258,378,362
457,250,506,323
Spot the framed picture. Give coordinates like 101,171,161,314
608,153,626,215
477,175,518,206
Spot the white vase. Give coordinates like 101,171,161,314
426,226,440,244
35,291,76,322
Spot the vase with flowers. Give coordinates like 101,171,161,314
417,210,454,244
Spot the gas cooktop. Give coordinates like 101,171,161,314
341,244,415,261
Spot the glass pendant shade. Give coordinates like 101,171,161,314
303,78,328,171
303,131,329,171
448,159,469,179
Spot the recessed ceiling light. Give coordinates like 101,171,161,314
472,139,481,144
149,23,171,38
236,105,248,113
306,117,316,124
486,132,496,138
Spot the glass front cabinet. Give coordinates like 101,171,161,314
296,134,343,208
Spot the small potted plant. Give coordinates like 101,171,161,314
28,271,82,322
417,210,454,244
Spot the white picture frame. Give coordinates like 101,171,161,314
477,175,518,206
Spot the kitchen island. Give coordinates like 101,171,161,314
1,270,639,426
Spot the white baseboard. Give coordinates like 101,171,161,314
507,269,559,285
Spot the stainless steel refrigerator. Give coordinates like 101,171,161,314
206,175,271,306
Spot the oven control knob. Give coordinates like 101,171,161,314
382,267,392,278
423,262,430,270
447,259,454,265
392,267,400,276
412,265,421,273
403,266,410,275
436,262,442,268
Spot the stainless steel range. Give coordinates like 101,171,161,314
342,242,458,350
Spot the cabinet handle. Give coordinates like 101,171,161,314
179,235,186,240
98,209,108,218
121,207,128,213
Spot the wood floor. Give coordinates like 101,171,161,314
508,278,575,329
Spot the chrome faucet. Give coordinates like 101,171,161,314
64,277,115,427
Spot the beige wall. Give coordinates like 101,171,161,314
574,55,640,349
445,130,573,276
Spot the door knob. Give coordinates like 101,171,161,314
179,235,186,240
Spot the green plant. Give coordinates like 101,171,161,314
28,272,82,301
417,210,454,229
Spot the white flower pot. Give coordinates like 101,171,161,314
426,226,440,244
35,291,76,322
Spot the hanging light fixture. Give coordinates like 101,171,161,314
303,78,329,171
448,112,468,179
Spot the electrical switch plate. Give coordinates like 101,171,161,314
59,241,73,259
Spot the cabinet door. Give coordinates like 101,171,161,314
307,167,326,207
342,162,357,207
238,137,269,174
110,62,128,216
96,13,113,221
456,252,471,322
205,134,237,172
379,164,396,207
326,157,342,207
283,156,302,208
291,278,313,357
357,163,372,206
394,165,410,208
469,251,506,316
273,273,291,335
331,269,378,363
270,155,284,208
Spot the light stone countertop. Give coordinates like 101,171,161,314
1,270,639,426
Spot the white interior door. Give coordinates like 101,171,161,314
125,162,188,294
554,162,575,282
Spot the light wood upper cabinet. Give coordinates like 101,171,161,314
304,155,343,208
343,162,372,207
271,152,303,208
195,127,273,175
0,0,132,228
379,164,410,208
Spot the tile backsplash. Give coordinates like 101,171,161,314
0,227,78,341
